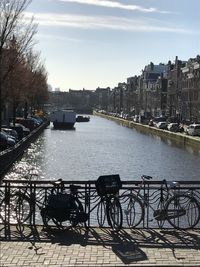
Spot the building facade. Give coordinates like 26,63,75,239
47,55,200,123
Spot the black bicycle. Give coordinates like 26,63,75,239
94,174,123,231
41,175,123,232
40,179,88,230
0,170,38,225
123,175,200,230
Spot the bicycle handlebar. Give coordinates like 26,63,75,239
51,179,65,193
141,176,179,192
52,179,63,186
51,180,83,194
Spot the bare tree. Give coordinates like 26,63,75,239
22,49,48,117
0,0,37,128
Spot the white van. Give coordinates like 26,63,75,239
186,124,200,136
133,115,140,123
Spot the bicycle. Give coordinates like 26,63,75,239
123,175,200,230
0,169,39,225
94,174,123,232
40,179,88,231
40,175,123,232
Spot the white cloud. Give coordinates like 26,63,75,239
37,33,85,43
58,0,171,14
25,12,195,34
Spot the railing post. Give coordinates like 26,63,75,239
146,182,150,229
30,181,36,225
86,183,91,228
4,180,11,238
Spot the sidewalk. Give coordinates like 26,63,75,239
0,225,200,266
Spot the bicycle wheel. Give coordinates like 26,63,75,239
106,197,123,232
155,200,167,229
125,195,144,228
97,200,106,227
15,193,32,224
41,198,85,231
0,193,31,224
0,198,7,223
165,194,200,230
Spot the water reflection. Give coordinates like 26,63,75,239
4,139,46,180
4,116,200,182
134,128,200,156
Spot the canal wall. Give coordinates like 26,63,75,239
94,112,200,150
0,121,50,178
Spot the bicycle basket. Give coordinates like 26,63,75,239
95,174,122,196
47,193,73,209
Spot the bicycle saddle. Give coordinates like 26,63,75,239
52,179,64,186
141,175,152,180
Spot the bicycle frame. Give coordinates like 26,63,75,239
122,176,175,228
85,191,113,220
126,176,169,212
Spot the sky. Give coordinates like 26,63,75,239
26,0,200,91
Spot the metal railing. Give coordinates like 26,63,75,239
0,179,200,236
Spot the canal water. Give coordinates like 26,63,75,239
4,115,200,182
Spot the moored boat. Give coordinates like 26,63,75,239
76,115,90,122
51,110,76,129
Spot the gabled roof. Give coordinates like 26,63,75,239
144,63,168,74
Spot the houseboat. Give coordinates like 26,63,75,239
51,110,76,129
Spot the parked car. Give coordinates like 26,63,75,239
156,121,168,130
167,123,180,132
0,131,16,150
186,124,200,136
31,115,43,125
9,123,30,140
2,128,18,141
133,115,140,123
6,135,16,147
148,119,154,126
15,117,39,131
2,129,17,143
154,116,167,123
0,132,8,150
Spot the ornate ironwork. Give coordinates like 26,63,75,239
0,179,200,238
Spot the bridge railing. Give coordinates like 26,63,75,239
0,179,200,234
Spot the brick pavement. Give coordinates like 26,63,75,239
0,225,200,266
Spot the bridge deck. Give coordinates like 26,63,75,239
1,225,200,266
